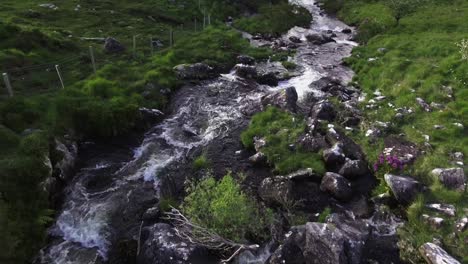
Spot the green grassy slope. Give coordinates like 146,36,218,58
321,0,468,262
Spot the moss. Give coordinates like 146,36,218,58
193,154,209,171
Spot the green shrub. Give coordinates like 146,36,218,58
281,61,297,70
182,173,272,242
193,154,209,170
241,107,325,175
317,207,331,223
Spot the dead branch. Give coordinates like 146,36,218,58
164,208,259,263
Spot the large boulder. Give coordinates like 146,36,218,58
104,37,125,53
174,63,215,80
256,72,279,86
384,174,424,205
323,143,346,168
310,100,336,121
305,33,335,45
338,159,368,179
234,64,257,79
326,127,366,161
138,223,208,264
419,243,461,264
261,87,298,112
320,172,352,201
431,168,466,192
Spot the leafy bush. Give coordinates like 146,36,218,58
193,154,209,170
241,107,325,175
182,173,271,242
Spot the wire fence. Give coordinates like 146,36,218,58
0,18,215,100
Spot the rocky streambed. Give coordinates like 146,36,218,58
34,0,465,263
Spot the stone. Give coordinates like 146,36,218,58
301,223,348,264
52,139,78,181
431,168,466,192
416,97,432,112
323,143,346,168
426,203,456,217
384,174,424,205
142,206,161,221
297,133,328,152
338,159,368,179
289,36,302,43
249,152,267,165
419,243,461,264
309,100,336,121
259,176,293,206
261,87,298,112
422,214,445,229
326,128,365,161
455,217,468,233
234,64,257,79
305,33,335,45
342,28,352,34
320,172,353,201
138,223,207,264
253,137,267,152
256,72,279,86
104,37,125,53
287,168,319,181
236,54,255,65
174,63,215,80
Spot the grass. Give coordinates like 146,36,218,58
193,154,209,171
320,0,468,261
241,107,325,175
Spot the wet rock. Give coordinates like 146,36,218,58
342,116,361,127
426,203,456,217
236,55,255,65
320,172,352,201
138,223,208,264
309,76,342,92
52,139,78,181
256,61,290,80
139,108,164,126
338,159,368,179
256,72,279,86
174,63,215,80
104,37,125,53
431,168,466,192
234,64,257,79
323,143,346,168
182,124,198,137
142,206,161,221
261,87,298,112
259,176,293,206
342,28,352,34
299,223,348,263
384,174,424,205
419,243,461,264
249,152,267,165
309,100,336,121
289,36,302,43
305,33,335,45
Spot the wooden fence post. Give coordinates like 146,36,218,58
2,73,13,97
55,65,65,89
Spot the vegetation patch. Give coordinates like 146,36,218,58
241,107,325,175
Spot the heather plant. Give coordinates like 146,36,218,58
372,152,407,195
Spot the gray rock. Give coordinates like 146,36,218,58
323,143,346,168
104,37,125,53
310,100,336,121
256,72,279,86
305,33,335,45
326,128,365,161
249,152,267,165
422,214,445,229
261,87,298,112
259,176,293,206
287,168,319,181
53,139,78,181
338,159,368,179
455,217,467,233
320,172,352,201
253,137,267,152
426,203,456,217
142,206,161,221
138,223,207,264
289,36,302,43
431,168,466,192
236,55,255,65
384,174,424,205
174,63,215,80
301,223,348,264
419,243,461,264
234,64,257,79
416,97,432,112
297,133,328,152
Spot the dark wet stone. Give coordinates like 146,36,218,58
309,100,336,121
259,176,293,206
237,55,256,65
320,172,352,201
289,36,302,43
234,64,258,79
256,72,279,86
323,143,346,168
338,159,368,179
384,174,424,205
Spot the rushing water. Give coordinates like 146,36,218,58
37,0,359,263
